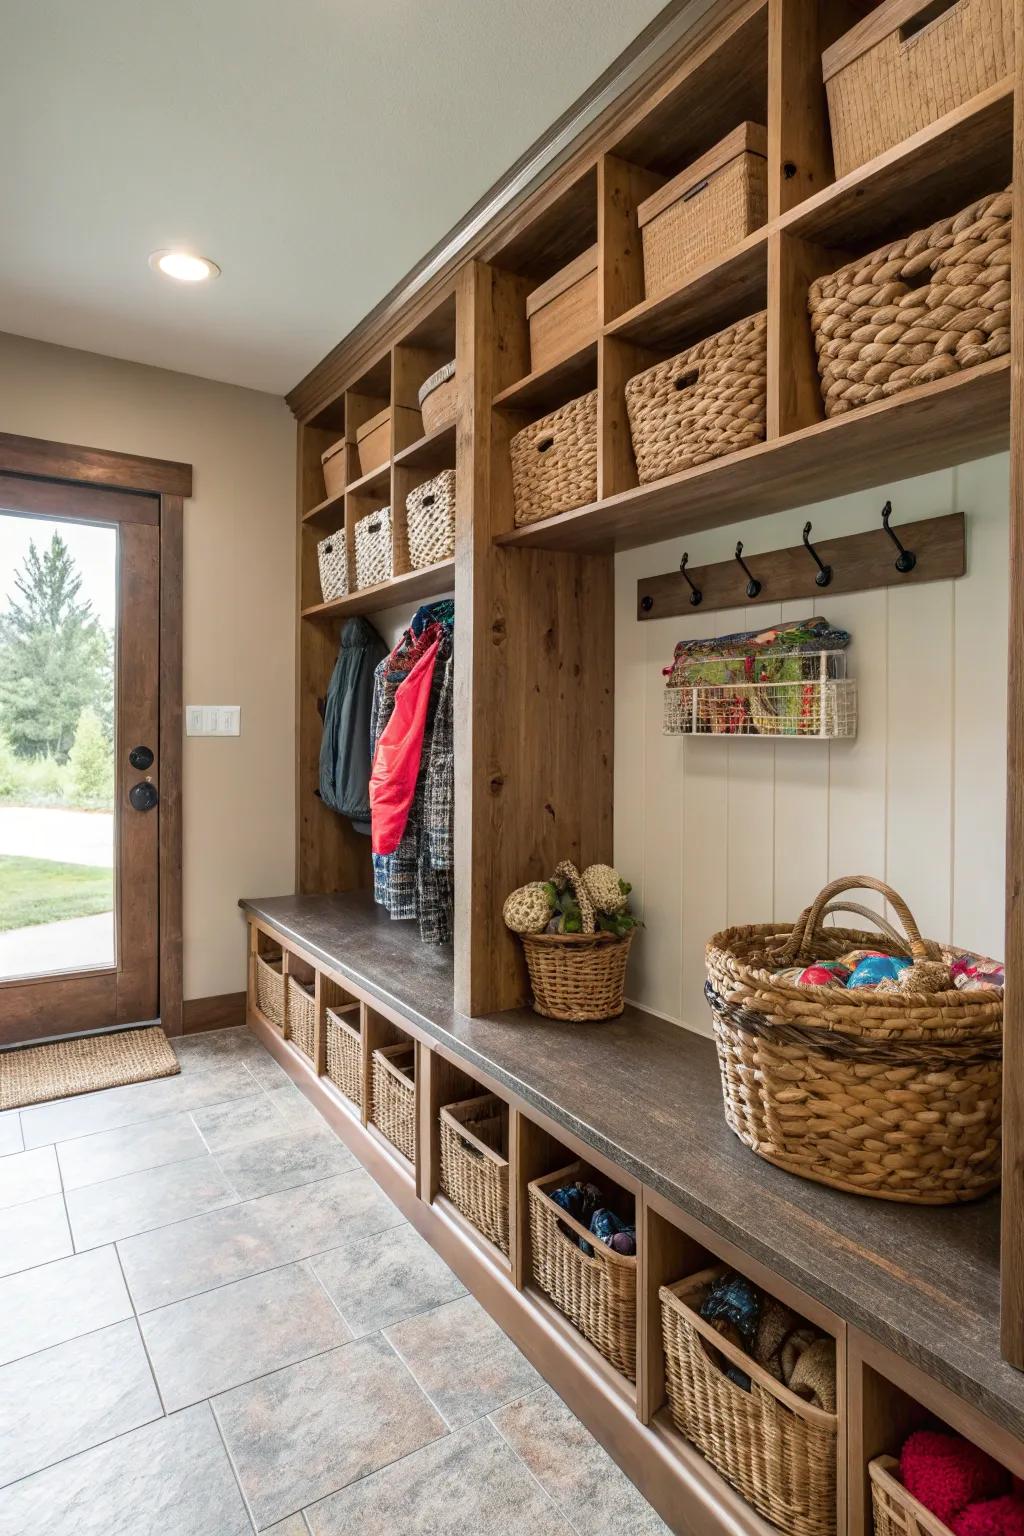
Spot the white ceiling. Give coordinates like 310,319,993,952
1,0,668,396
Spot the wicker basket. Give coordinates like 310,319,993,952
254,954,285,1029
516,861,632,1022
418,361,457,435
406,470,456,569
317,528,349,602
870,1455,954,1536
661,1265,838,1536
286,976,316,1060
353,506,393,589
325,1004,363,1107
808,188,1011,419
823,0,1014,179
510,390,597,528
529,1163,636,1379
371,1042,416,1163
638,124,767,302
705,876,1003,1203
625,311,767,484
439,1094,510,1254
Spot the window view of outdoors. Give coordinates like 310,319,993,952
0,514,116,980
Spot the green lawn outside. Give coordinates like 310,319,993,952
0,855,113,933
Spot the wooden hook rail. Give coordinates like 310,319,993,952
636,510,966,621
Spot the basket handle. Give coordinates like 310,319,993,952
779,877,932,965
816,901,912,955
553,860,596,935
536,435,556,454
673,367,700,393
682,178,709,203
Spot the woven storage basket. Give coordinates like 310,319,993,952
807,188,1011,418
516,862,633,1022
705,876,1003,1203
254,954,285,1029
625,311,767,484
353,506,393,589
325,1005,362,1107
286,976,316,1061
510,390,598,527
823,0,1014,179
529,1162,636,1378
870,1455,956,1536
418,361,457,435
317,528,349,602
439,1094,510,1254
662,1265,837,1536
638,124,767,302
406,470,456,569
371,1042,416,1162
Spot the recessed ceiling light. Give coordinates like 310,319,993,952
149,250,220,283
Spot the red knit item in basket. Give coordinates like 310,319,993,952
901,1432,1010,1527
953,1498,1024,1536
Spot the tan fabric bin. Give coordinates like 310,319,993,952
418,362,458,435
526,246,599,374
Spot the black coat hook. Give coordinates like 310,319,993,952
802,522,832,587
679,552,702,606
881,500,917,573
734,541,761,599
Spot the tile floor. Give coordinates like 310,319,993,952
0,1025,670,1535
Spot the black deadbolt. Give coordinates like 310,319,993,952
129,781,159,812
129,744,154,771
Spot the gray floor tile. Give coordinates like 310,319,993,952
0,1193,72,1278
57,1110,208,1191
20,1062,260,1149
174,1027,292,1091
214,1128,356,1200
120,1168,406,1312
305,1418,573,1536
66,1153,237,1250
0,1319,161,1488
212,1333,447,1530
310,1223,466,1337
192,1092,291,1154
0,1146,60,1209
0,1245,131,1367
264,1520,310,1536
385,1294,541,1428
266,1083,332,1130
0,1114,23,1159
141,1261,352,1411
0,1402,252,1536
491,1385,672,1535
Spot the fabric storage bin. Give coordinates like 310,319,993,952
406,470,456,569
317,529,349,602
325,1004,362,1107
638,124,767,302
321,437,347,499
509,389,597,527
823,0,1014,178
439,1094,510,1255
625,311,767,484
286,975,316,1060
807,188,1011,418
418,361,457,435
371,1042,416,1162
705,876,1003,1203
254,954,285,1029
661,1265,837,1536
528,1162,636,1379
525,245,599,374
353,506,393,589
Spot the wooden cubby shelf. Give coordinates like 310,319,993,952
493,340,598,412
300,557,455,621
393,419,456,473
605,228,768,351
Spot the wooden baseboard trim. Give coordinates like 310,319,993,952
183,992,247,1034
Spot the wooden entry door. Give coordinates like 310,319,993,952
0,473,161,1044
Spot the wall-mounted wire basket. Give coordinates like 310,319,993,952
664,650,856,739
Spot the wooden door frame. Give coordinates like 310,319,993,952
0,431,191,1035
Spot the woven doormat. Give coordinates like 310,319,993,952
0,1026,180,1112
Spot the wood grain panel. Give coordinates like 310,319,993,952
0,431,191,497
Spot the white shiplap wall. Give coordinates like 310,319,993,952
613,452,1009,1037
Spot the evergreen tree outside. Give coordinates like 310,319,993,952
66,707,113,807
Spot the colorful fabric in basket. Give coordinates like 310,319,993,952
663,615,850,690
698,1270,836,1411
549,1182,636,1258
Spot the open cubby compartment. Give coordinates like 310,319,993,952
392,291,457,459
491,340,599,536
365,1009,418,1168
250,926,286,1033
282,951,317,1062
429,1054,510,1259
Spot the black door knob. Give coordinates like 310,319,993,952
129,745,154,771
129,781,159,812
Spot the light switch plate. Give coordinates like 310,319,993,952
186,705,241,737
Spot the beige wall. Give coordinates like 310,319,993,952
0,331,296,1002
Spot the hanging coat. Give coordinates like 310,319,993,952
319,616,387,833
369,634,441,855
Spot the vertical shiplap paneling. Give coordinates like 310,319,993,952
722,603,779,928
633,614,686,1018
824,585,888,916
772,597,831,925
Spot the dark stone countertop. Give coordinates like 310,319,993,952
240,890,1020,1442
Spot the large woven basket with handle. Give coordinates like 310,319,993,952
705,876,1003,1204
518,861,632,1022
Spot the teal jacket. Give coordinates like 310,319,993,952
319,616,387,834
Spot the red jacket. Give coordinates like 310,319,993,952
369,635,441,855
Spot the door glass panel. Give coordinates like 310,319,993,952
0,513,116,980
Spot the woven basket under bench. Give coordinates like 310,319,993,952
254,954,285,1029
285,976,316,1060
325,1005,363,1107
439,1094,510,1255
528,1162,637,1379
371,1042,416,1162
870,1454,958,1536
661,1265,838,1536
